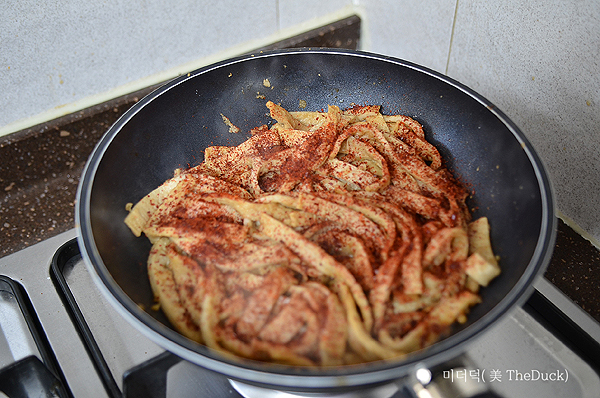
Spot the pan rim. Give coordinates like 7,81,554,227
75,47,556,389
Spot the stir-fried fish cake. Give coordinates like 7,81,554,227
125,101,500,366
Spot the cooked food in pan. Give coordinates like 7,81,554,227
124,101,500,366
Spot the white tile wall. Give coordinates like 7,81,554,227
359,0,458,73
1,0,279,132
2,0,599,243
278,0,352,29
357,0,600,245
445,1,600,244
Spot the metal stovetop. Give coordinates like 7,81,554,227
1,229,600,398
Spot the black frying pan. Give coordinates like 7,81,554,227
76,48,555,392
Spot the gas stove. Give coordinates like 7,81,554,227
1,229,600,398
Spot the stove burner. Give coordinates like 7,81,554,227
229,379,399,398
